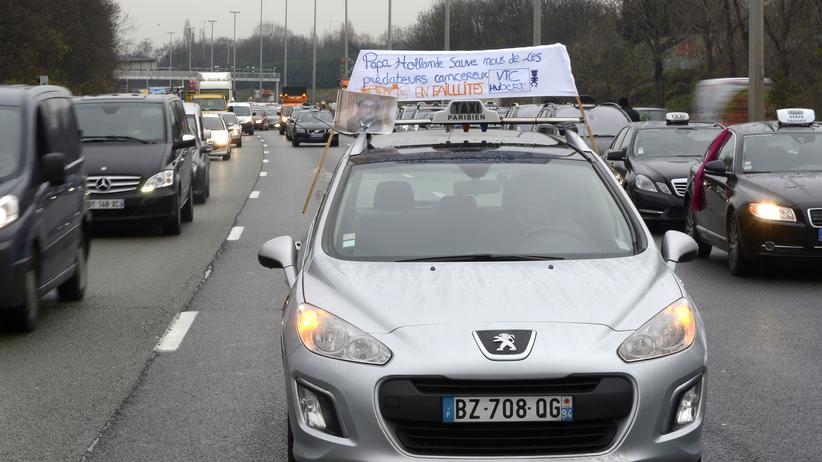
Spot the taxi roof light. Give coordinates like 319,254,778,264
666,112,689,125
777,108,815,126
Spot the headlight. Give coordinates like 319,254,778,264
655,182,672,195
618,298,696,362
213,131,229,144
0,195,20,229
141,170,174,193
748,202,796,222
296,304,392,365
634,174,657,192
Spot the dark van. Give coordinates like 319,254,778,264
0,85,90,331
73,94,195,235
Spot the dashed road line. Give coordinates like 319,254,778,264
155,311,198,352
259,171,268,177
249,191,260,199
263,159,269,163
227,226,244,241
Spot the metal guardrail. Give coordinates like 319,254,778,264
115,69,280,82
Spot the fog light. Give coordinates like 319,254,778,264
297,384,327,430
764,241,775,251
675,381,701,427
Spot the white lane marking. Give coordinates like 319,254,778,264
227,226,244,241
263,159,269,163
155,311,198,352
264,150,270,154
259,171,268,177
249,191,261,199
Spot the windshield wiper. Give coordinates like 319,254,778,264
82,135,151,144
396,253,565,262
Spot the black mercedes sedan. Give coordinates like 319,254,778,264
686,108,822,275
605,113,722,224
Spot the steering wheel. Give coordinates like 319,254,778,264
515,226,596,253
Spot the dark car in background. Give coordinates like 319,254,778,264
687,108,822,275
636,107,667,122
543,102,632,154
291,109,337,147
184,102,212,204
0,85,90,331
285,106,311,141
74,94,195,235
605,113,722,224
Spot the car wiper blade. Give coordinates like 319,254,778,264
397,253,565,262
82,135,151,144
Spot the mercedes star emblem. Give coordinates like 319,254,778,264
96,177,112,192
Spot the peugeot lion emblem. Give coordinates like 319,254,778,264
96,177,112,192
473,330,536,361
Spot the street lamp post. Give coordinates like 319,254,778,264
230,11,240,74
284,0,288,87
312,0,317,103
444,0,451,50
387,0,392,50
207,19,217,71
749,0,765,121
186,26,193,71
259,0,264,92
167,32,175,87
344,0,349,77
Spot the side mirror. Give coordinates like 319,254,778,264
605,148,626,161
661,230,698,271
203,129,212,140
200,144,213,154
176,134,196,149
42,152,66,185
258,236,298,286
704,159,727,175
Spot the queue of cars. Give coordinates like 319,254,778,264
0,85,256,331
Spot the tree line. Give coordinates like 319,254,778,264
0,0,121,94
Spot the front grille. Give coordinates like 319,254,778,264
87,175,141,194
808,208,822,227
671,178,688,197
379,376,632,457
394,420,617,456
310,129,326,135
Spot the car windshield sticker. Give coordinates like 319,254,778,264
343,233,356,248
744,161,752,171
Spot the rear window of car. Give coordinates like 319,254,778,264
232,106,251,116
75,102,166,142
325,155,636,261
555,106,629,136
220,113,239,124
203,116,225,130
0,107,22,181
298,111,333,123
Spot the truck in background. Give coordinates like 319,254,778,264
188,72,233,112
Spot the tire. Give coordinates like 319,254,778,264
57,235,87,301
223,146,232,161
194,177,206,204
279,126,285,135
685,199,711,258
237,140,243,148
728,213,755,276
205,168,211,199
163,196,182,235
181,187,194,223
11,253,40,332
292,138,300,147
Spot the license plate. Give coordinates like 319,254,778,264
442,395,573,423
89,199,125,210
310,132,324,137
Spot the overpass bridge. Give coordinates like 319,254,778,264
114,69,281,93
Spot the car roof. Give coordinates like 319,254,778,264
0,85,73,105
228,102,251,106
76,93,177,103
631,121,723,130
729,120,822,135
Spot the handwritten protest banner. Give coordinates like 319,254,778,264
347,44,578,101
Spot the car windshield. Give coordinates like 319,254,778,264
203,117,225,131
192,97,225,111
220,114,238,124
555,106,629,136
298,111,333,123
263,109,278,116
326,156,635,261
742,133,822,173
0,107,22,181
75,102,165,142
282,107,293,116
232,106,251,116
634,127,721,157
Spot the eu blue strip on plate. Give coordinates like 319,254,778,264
818,228,822,241
442,396,455,423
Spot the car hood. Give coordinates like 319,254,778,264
82,142,170,177
739,172,822,207
302,248,683,334
633,157,701,180
296,121,331,130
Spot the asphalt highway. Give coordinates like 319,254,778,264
1,130,820,461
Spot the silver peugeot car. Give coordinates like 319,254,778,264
259,102,706,461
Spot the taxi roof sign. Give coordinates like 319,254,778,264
777,108,815,126
432,100,501,124
665,112,689,125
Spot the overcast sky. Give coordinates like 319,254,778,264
118,0,437,46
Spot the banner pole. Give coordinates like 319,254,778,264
575,95,598,155
302,132,335,214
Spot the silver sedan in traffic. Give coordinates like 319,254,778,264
260,129,706,461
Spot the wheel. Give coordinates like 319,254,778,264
194,176,206,204
685,199,711,258
181,187,194,223
292,138,300,147
205,168,211,199
11,252,40,332
223,146,232,161
237,139,243,148
57,234,87,301
728,213,755,276
163,196,182,235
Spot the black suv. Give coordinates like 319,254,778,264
74,94,195,235
0,85,90,331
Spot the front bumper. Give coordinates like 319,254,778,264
630,188,685,223
284,322,706,461
739,211,822,259
293,132,336,144
88,188,177,223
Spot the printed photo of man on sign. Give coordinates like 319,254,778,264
334,90,398,135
